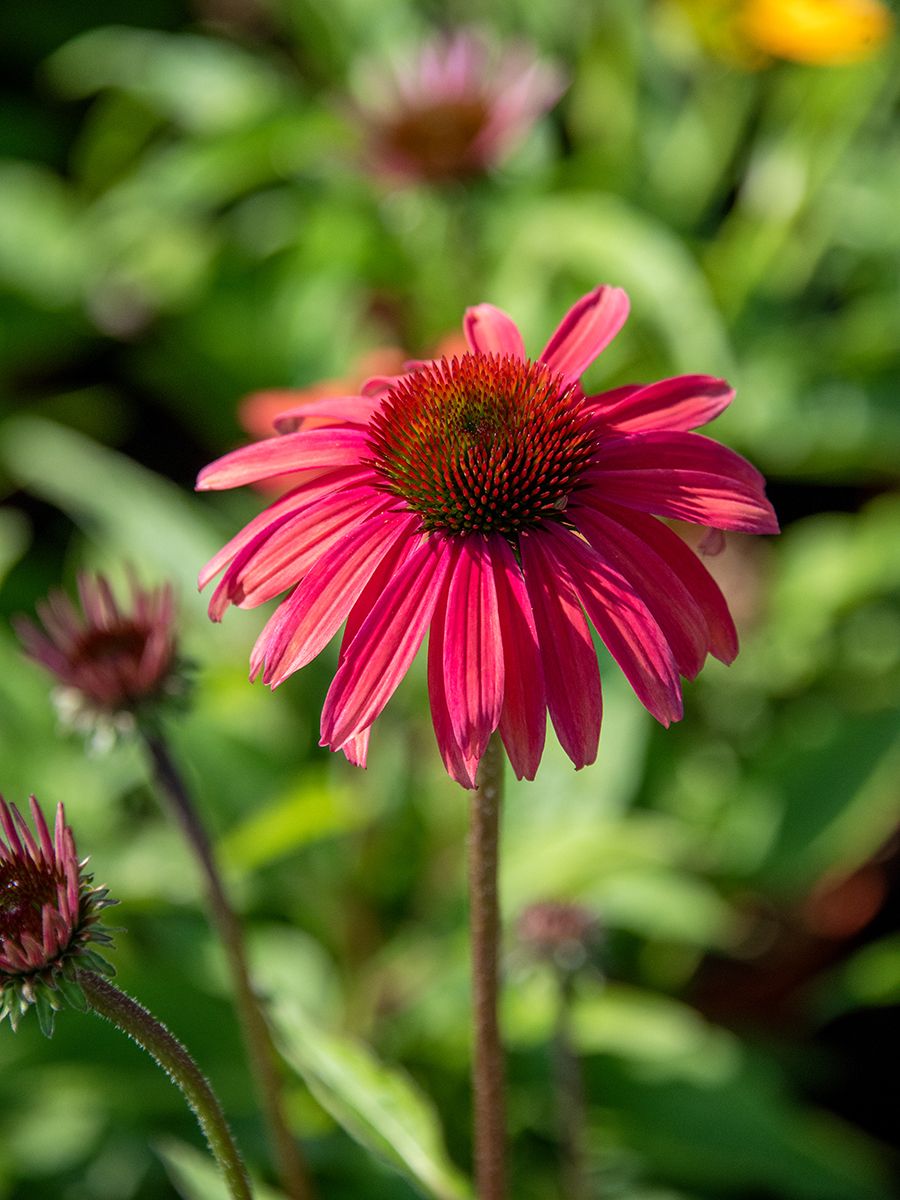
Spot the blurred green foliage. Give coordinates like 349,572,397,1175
1,1,898,1198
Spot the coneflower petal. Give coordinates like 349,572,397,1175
491,536,546,781
540,285,630,384
321,536,453,749
196,427,369,491
463,305,526,359
587,375,734,433
443,537,504,764
540,524,683,727
520,530,602,769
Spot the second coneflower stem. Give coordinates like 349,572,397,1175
469,733,506,1200
78,970,252,1200
553,970,589,1200
140,728,313,1200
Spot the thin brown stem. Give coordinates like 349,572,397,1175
78,970,253,1200
553,970,589,1200
469,733,506,1200
140,728,314,1200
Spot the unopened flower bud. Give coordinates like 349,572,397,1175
16,572,188,749
1,795,116,1035
517,901,601,974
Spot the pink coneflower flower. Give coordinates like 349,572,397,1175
198,284,778,787
1,795,115,1034
355,29,565,183
16,574,184,746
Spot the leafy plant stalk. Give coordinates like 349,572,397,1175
140,726,314,1200
469,733,506,1200
78,969,253,1200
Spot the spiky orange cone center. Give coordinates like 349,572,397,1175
368,353,595,536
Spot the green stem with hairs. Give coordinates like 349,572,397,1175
78,970,252,1200
140,727,314,1200
469,733,507,1200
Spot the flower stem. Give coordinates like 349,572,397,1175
78,970,253,1200
140,728,314,1200
553,970,588,1200
469,733,506,1200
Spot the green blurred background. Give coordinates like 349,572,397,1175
1,1,898,1197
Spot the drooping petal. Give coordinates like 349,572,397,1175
259,511,420,686
273,395,381,432
586,432,778,534
586,375,734,433
337,528,422,663
339,728,370,768
520,529,601,769
490,535,546,780
442,537,504,764
540,285,630,384
428,579,479,788
198,467,372,590
463,304,527,359
208,485,388,617
321,535,453,749
539,523,683,726
591,502,739,663
571,504,709,679
196,426,370,491
587,469,778,533
595,430,765,485
361,373,408,398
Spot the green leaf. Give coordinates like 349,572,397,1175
815,935,900,1023
757,707,900,891
0,506,30,586
272,999,472,1200
0,416,222,585
158,1138,284,1200
601,1053,891,1200
45,28,288,134
218,774,370,873
33,989,58,1038
0,162,87,305
490,194,734,376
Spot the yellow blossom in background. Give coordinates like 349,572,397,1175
673,0,892,67
740,0,892,64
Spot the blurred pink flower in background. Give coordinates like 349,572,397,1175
198,285,777,787
16,574,183,746
354,29,566,183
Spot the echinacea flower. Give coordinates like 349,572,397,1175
355,28,565,183
16,573,185,747
198,284,778,787
1,795,115,1034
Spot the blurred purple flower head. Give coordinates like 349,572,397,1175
16,573,185,746
1,795,115,1035
518,901,601,972
356,29,566,183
